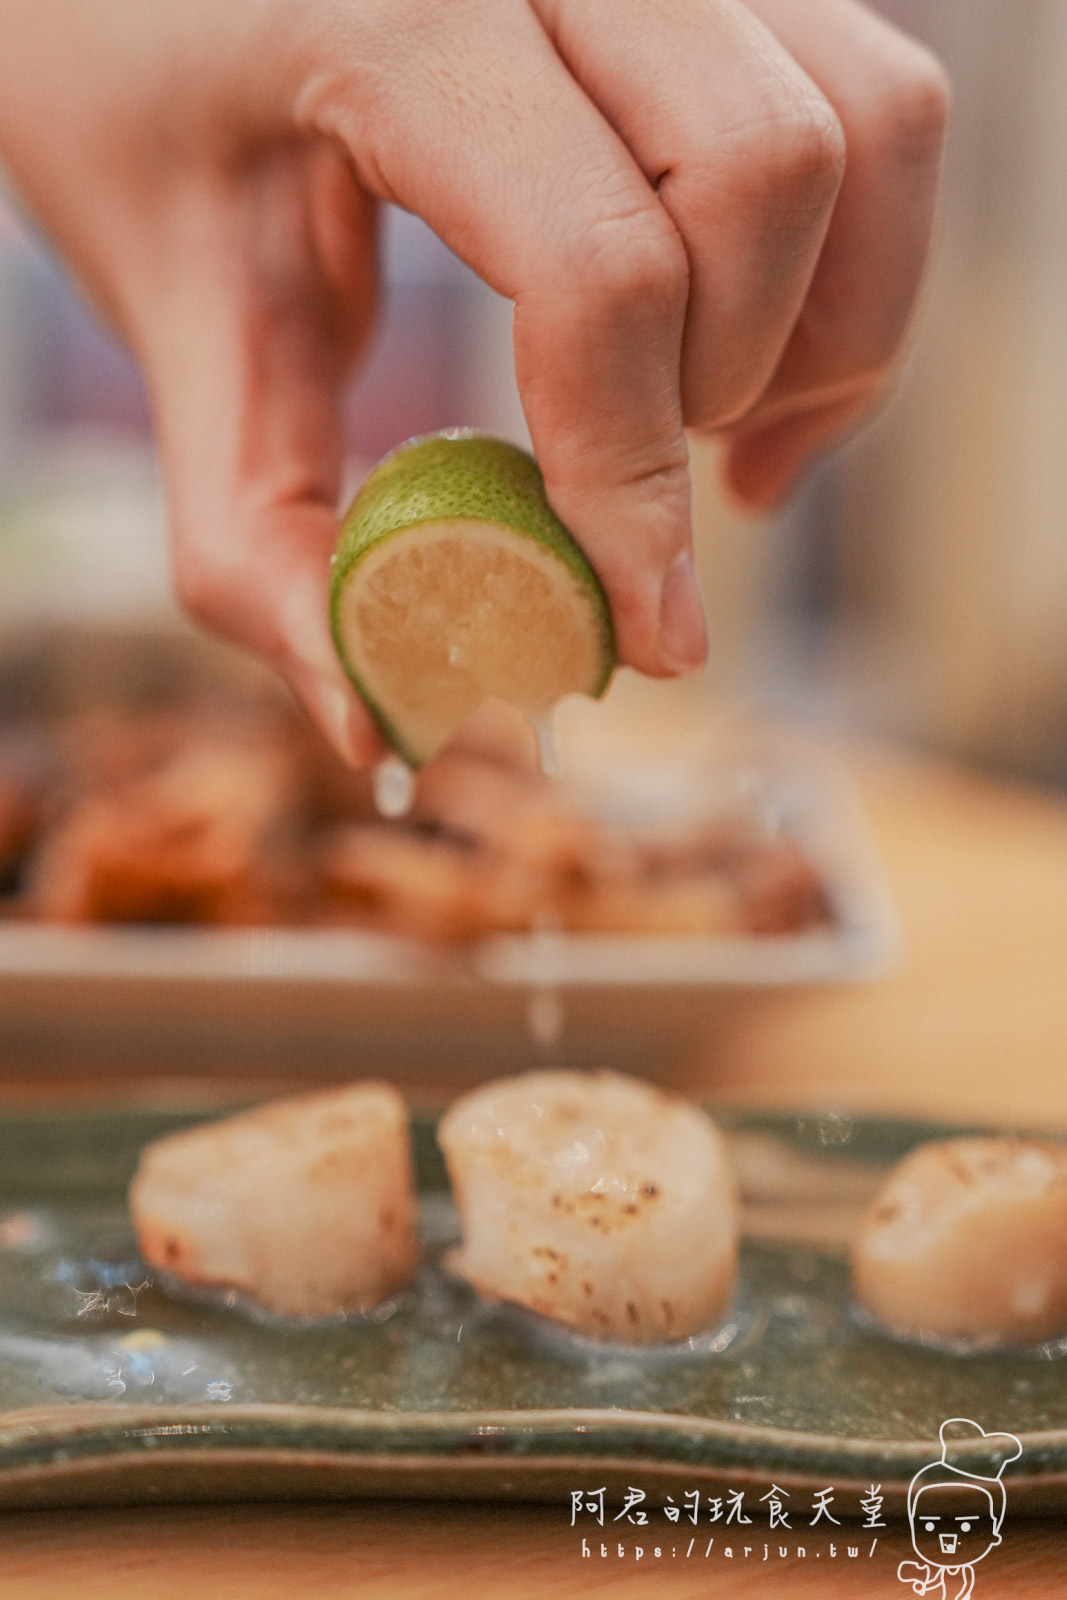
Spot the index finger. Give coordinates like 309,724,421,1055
300,0,703,676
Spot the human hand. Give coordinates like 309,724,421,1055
0,0,947,764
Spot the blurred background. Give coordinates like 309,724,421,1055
0,0,1065,786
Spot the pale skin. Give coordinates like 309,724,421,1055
0,0,948,765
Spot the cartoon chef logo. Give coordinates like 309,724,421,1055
898,1419,1022,1599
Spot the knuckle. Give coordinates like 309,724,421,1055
860,45,951,167
686,371,768,434
576,203,689,312
542,435,691,514
716,89,846,216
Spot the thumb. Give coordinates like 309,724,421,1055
132,148,385,765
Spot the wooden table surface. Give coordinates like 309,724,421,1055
0,1501,1060,1597
1,742,1065,1592
689,742,1067,1129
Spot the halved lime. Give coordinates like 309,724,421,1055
330,432,616,768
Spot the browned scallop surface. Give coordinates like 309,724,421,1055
130,1083,419,1319
852,1137,1067,1347
438,1070,738,1344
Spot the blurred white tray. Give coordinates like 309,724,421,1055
0,744,898,1079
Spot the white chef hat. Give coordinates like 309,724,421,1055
907,1419,1023,1531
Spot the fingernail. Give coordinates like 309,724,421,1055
318,681,361,766
658,550,707,673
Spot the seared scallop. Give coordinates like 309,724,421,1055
130,1083,418,1319
852,1137,1067,1347
438,1070,738,1343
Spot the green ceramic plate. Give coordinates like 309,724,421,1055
0,1105,1062,1512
